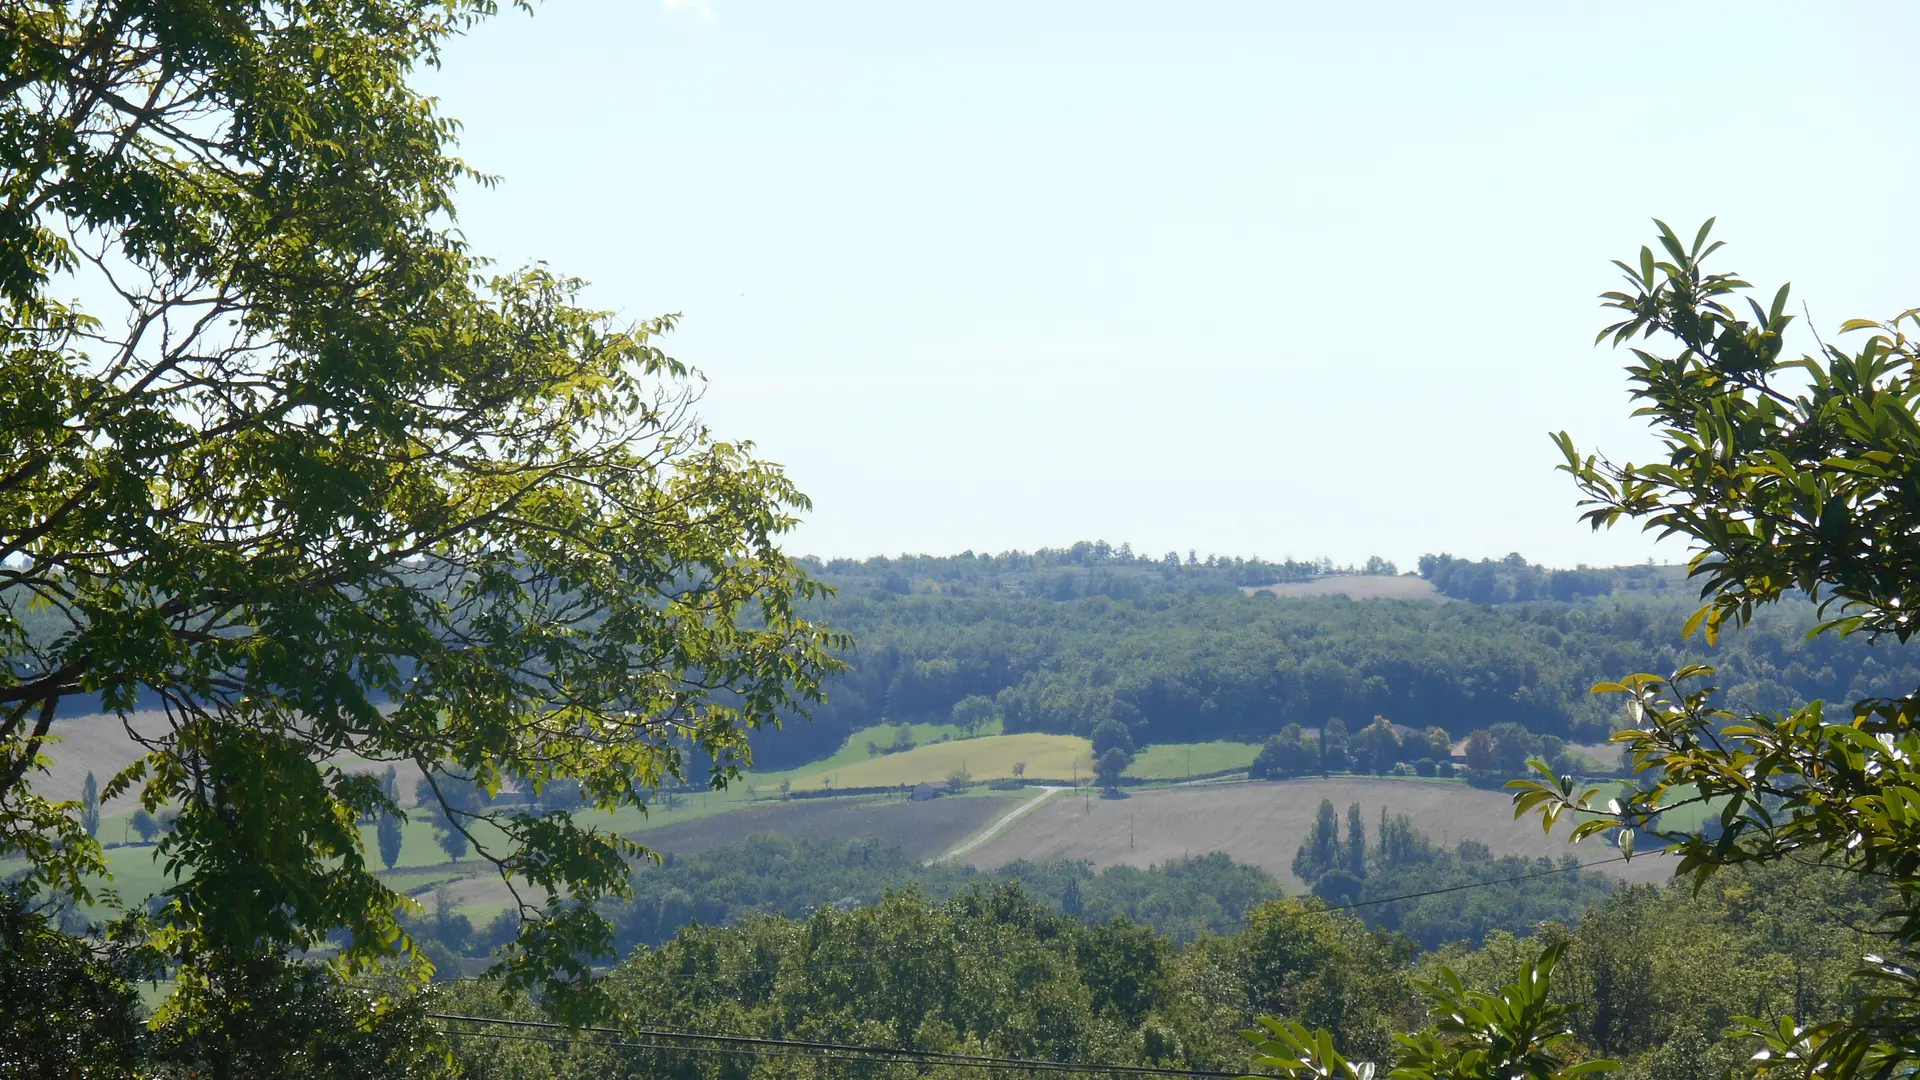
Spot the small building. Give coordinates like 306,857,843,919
909,781,946,801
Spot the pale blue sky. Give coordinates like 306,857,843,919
421,2,1919,569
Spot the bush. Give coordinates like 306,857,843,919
1414,758,1436,777
0,895,149,1079
1465,768,1507,790
1251,725,1319,779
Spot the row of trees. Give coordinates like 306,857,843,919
1416,553,1634,605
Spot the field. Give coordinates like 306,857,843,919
964,777,1673,888
1126,741,1259,779
770,732,1092,791
39,713,1667,926
1242,575,1445,602
419,790,1021,919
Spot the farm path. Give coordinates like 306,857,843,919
926,786,1068,865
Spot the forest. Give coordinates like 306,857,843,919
14,850,1877,1080
746,552,1920,769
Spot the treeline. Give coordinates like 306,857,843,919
13,843,1884,1079
1414,552,1661,604
1289,799,1619,950
402,835,1288,969
429,855,1878,1080
751,581,1920,769
407,809,1609,970
800,541,1386,602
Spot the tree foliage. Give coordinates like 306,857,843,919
0,0,839,992
1513,219,1920,1078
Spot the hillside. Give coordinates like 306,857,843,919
760,557,1920,769
964,778,1670,888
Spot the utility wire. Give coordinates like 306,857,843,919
428,1013,1244,1078
435,1026,939,1069
1313,849,1628,907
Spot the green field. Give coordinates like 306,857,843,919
1126,741,1259,779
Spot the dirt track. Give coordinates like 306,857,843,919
964,778,1671,887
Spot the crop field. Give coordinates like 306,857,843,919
964,777,1673,888
771,732,1092,791
421,790,1021,920
1241,576,1446,602
1126,741,1258,779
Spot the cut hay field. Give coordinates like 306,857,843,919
964,777,1673,888
774,733,1092,791
1242,575,1446,602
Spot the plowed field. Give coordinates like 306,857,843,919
964,778,1671,887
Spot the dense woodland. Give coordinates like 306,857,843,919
424,855,1878,1080
744,548,1920,770
15,828,1875,1080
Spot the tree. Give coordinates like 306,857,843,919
434,821,469,864
1464,729,1497,772
1320,719,1351,772
376,809,404,873
1251,724,1319,780
951,694,996,737
1094,748,1133,793
1425,726,1453,760
0,893,150,1079
947,765,974,793
1349,716,1402,775
130,811,158,846
79,772,98,839
890,724,918,754
1344,802,1367,878
1060,876,1084,917
1292,799,1343,884
0,0,840,993
1512,220,1920,1078
1091,718,1135,757
1012,762,1027,779
1243,945,1615,1080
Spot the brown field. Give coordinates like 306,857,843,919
1242,576,1446,602
420,791,1022,918
38,711,433,810
628,792,1019,860
964,778,1671,887
36,712,166,809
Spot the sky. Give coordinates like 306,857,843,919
418,2,1920,570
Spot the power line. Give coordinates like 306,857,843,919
435,1026,938,1069
1315,853,1632,913
427,1013,1243,1078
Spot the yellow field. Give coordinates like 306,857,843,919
785,733,1093,791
